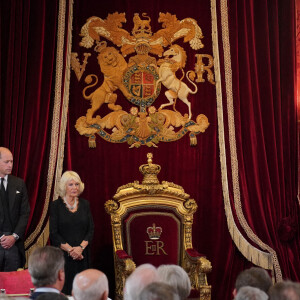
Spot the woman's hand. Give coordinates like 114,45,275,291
69,246,84,260
61,243,73,254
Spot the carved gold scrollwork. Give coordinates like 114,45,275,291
200,285,212,300
184,198,198,214
183,252,212,300
104,199,119,214
114,256,136,300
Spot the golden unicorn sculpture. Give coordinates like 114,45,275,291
156,45,198,120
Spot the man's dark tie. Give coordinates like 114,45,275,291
0,178,6,228
0,178,5,192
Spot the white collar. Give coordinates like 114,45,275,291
34,287,60,294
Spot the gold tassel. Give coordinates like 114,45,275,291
190,134,197,146
88,136,96,148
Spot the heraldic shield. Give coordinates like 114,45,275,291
105,153,212,300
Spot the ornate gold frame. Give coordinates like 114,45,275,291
105,153,212,300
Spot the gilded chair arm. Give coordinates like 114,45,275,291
184,248,212,300
116,249,133,260
114,251,136,300
186,248,212,273
115,250,135,277
186,248,205,258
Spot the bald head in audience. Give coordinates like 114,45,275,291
72,269,109,300
124,264,160,300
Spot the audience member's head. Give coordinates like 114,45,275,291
36,293,68,300
72,269,109,300
124,264,159,300
28,246,65,291
235,286,269,300
157,264,191,300
233,267,272,297
139,282,180,300
269,280,300,300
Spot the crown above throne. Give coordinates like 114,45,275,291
139,153,161,185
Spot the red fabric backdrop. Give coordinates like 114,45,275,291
0,0,58,236
1,1,299,300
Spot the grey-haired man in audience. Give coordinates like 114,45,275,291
124,264,160,300
269,280,300,300
139,282,180,300
235,286,268,300
157,264,191,300
28,246,66,300
233,267,272,298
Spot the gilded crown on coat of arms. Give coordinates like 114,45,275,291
71,12,215,148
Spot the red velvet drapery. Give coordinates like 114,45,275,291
1,1,299,300
228,0,299,280
0,0,59,236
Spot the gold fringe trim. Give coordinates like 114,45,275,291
24,222,49,268
53,0,74,201
24,0,73,252
220,0,282,281
211,0,282,281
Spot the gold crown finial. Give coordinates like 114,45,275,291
139,153,161,185
147,153,153,164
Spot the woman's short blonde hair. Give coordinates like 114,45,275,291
58,171,85,197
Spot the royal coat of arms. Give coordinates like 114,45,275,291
71,12,215,147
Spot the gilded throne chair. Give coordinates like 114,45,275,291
105,153,212,300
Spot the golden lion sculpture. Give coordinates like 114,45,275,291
83,46,131,123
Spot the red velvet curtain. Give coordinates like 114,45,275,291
0,0,59,235
1,1,299,300
227,0,300,281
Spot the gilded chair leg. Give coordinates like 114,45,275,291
200,285,211,300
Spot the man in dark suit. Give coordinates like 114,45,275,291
28,246,66,299
0,146,30,271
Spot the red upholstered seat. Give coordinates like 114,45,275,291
105,153,212,300
0,269,34,295
124,208,181,267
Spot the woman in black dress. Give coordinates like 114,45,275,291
49,171,94,295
